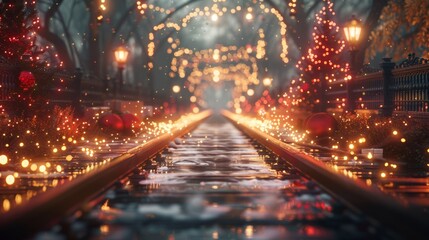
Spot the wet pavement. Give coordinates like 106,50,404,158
37,115,392,239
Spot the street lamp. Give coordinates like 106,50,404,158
343,15,362,113
343,15,362,50
114,45,129,98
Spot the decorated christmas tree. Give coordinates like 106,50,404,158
289,0,349,113
0,0,42,68
0,1,56,117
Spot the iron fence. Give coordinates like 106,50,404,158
325,54,429,117
0,65,141,114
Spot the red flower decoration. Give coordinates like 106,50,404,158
18,71,36,90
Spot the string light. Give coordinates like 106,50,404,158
288,0,349,112
170,45,262,111
147,2,289,63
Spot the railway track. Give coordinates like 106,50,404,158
0,111,428,239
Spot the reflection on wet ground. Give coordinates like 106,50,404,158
38,115,391,239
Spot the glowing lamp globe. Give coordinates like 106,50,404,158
343,15,362,48
304,113,337,137
114,46,129,68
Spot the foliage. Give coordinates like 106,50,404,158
288,0,349,113
330,114,429,166
0,106,81,162
382,124,429,167
366,0,429,62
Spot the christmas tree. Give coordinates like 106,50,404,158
0,0,55,117
0,0,42,68
289,0,349,113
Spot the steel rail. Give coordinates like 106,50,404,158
0,110,212,239
222,110,429,239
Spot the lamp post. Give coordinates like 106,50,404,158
343,15,362,113
114,46,129,99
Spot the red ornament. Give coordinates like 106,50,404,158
99,113,124,131
304,112,337,137
121,113,141,131
301,83,310,91
18,71,36,90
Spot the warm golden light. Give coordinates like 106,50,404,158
247,89,255,96
262,77,272,87
39,165,47,173
245,12,253,21
343,15,362,47
21,159,29,168
3,199,10,212
5,175,15,185
172,85,181,93
30,164,37,171
114,46,129,68
211,14,218,22
0,155,8,165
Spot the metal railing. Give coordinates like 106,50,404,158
325,54,429,117
0,65,141,113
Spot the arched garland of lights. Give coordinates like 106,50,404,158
147,1,289,65
170,45,261,113
137,1,171,15
93,0,292,112
187,64,256,113
96,0,107,21
171,45,259,80
288,0,298,17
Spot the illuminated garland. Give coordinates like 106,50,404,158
97,0,107,22
137,1,171,15
288,0,297,17
170,45,262,111
169,44,269,113
147,1,289,63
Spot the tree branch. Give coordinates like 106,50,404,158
356,0,390,69
38,0,74,69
